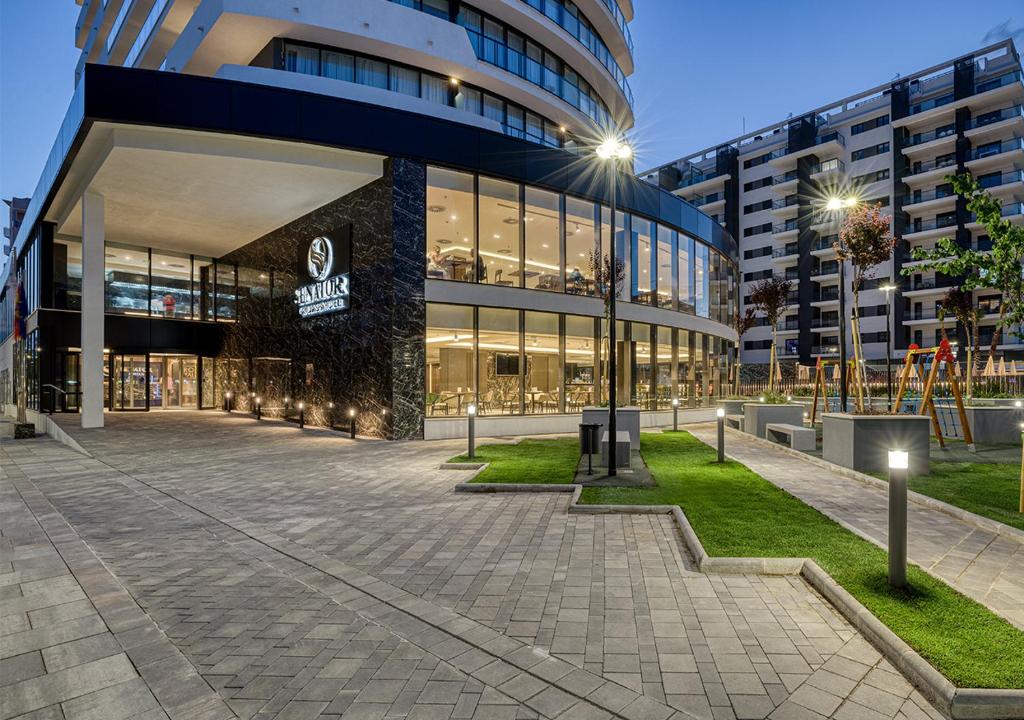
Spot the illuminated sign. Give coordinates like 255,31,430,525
295,228,351,318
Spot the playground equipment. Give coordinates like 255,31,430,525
892,340,973,450
809,358,865,423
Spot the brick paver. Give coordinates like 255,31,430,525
688,423,1024,631
1,412,947,719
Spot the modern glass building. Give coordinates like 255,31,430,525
1,0,738,439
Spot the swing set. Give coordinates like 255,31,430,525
892,340,973,449
808,358,866,423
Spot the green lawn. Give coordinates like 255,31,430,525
452,438,579,484
452,431,1024,689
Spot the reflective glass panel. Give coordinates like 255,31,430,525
426,303,475,416
426,167,476,282
565,315,596,410
524,187,561,291
524,311,560,413
105,243,149,315
656,225,674,309
478,307,520,414
564,197,596,295
478,177,521,287
150,250,192,319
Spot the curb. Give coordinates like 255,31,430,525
724,427,1024,544
452,482,1024,719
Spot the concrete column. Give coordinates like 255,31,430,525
81,191,105,428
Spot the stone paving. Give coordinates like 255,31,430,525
688,424,1024,632
0,412,947,719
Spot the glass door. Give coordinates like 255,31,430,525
113,355,149,410
152,356,199,409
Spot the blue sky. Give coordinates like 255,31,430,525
1,0,1022,204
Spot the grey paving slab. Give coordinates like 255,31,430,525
1,413,952,718
688,423,1024,631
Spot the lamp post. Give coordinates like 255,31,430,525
225,391,233,412
880,283,897,411
348,408,357,439
825,197,858,412
887,449,909,588
297,401,305,429
1019,422,1023,514
255,396,261,421
467,404,477,459
597,136,632,477
716,407,725,463
671,397,679,432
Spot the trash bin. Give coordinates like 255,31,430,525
579,423,601,455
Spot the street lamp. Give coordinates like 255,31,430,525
880,282,898,410
596,135,632,477
825,196,858,412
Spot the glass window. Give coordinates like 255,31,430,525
427,167,476,282
678,234,694,313
506,106,524,139
105,243,149,315
456,86,482,115
631,322,652,409
150,250,192,319
355,57,387,88
615,211,629,301
564,198,596,295
284,44,318,75
193,257,214,321
426,303,475,416
237,266,270,324
631,218,653,304
655,326,673,409
524,311,560,414
656,225,674,309
270,266,296,326
695,243,710,318
321,51,354,81
677,329,693,407
53,237,82,311
478,177,521,287
565,315,596,410
422,0,449,19
215,262,236,321
389,65,420,96
422,74,448,105
483,94,504,124
478,307,520,415
524,187,561,291
525,112,543,143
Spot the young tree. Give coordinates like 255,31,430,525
939,287,982,396
749,276,792,393
732,307,758,394
588,249,625,403
905,173,1024,359
835,202,895,407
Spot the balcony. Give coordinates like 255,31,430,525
967,138,1024,173
811,235,837,256
810,158,845,179
904,215,958,239
776,319,801,333
967,104,1024,142
812,288,840,304
902,126,956,157
771,194,799,218
903,156,956,184
968,202,1024,228
812,261,839,280
674,169,727,195
811,345,841,356
776,268,800,281
977,169,1024,192
772,170,799,194
784,291,800,306
903,278,957,296
811,316,840,330
772,219,798,239
905,126,956,148
904,308,942,324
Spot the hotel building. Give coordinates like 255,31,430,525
641,40,1023,366
0,0,738,439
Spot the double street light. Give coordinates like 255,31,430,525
824,196,859,411
596,136,632,477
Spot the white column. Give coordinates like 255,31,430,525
81,191,105,428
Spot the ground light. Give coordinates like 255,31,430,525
888,449,909,588
716,407,726,463
255,397,261,421
672,397,679,431
467,404,477,459
1019,423,1023,513
297,401,305,429
348,408,357,439
224,391,233,412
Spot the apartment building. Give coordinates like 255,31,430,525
0,0,739,438
642,40,1023,365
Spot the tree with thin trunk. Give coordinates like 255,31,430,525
732,307,758,394
588,249,625,404
904,173,1024,360
940,287,982,396
835,202,895,409
749,277,792,393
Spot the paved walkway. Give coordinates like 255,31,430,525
688,424,1024,631
1,412,945,719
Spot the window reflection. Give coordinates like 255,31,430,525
151,250,192,318
631,322,652,408
632,218,653,304
478,307,520,414
678,235,694,313
426,304,475,416
105,243,149,316
656,225,674,309
53,237,82,311
427,168,477,282
215,263,237,322
565,315,596,410
478,178,521,287
525,312,560,413
564,197,596,295
695,243,710,318
524,187,561,291
656,326,673,408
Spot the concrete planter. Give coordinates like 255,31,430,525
716,399,746,416
964,406,1024,444
581,407,640,450
822,414,930,476
743,403,805,439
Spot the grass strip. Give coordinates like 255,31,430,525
452,431,1024,688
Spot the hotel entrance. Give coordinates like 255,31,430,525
109,354,199,410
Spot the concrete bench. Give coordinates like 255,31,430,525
765,423,815,451
600,430,631,468
725,414,744,431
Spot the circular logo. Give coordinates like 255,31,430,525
307,236,333,281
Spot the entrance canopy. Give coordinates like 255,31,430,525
48,123,385,257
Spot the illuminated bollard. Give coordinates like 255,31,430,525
349,408,357,439
224,391,233,412
672,397,679,432
467,404,477,459
888,449,909,589
297,402,305,429
716,407,725,463
255,397,261,421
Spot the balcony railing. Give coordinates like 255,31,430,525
773,170,798,185
971,138,1024,160
692,191,723,205
906,186,955,205
772,195,799,210
773,219,798,234
776,319,800,331
978,170,1024,189
811,345,840,355
812,262,839,278
772,245,799,258
905,126,956,147
971,202,1024,222
970,104,1023,129
909,216,957,234
974,70,1022,95
814,288,840,302
905,156,956,177
813,235,837,251
908,278,955,292
676,170,723,190
909,92,954,116
816,130,845,147
907,309,941,321
811,158,845,175
811,317,840,329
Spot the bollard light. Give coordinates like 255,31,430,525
467,404,477,459
225,391,233,412
672,397,679,432
1019,423,1024,513
786,395,792,403
349,408,357,439
887,449,909,589
297,401,305,428
1015,400,1022,408
759,396,765,403
716,407,726,463
255,396,262,421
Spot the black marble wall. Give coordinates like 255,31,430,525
219,157,427,439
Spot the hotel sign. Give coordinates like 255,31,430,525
295,225,351,318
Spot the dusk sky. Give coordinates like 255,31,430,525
2,1,1023,204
